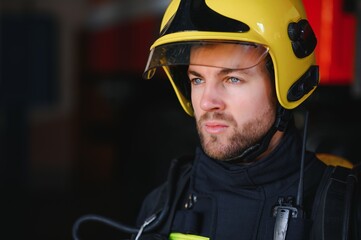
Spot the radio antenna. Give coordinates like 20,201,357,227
296,110,309,207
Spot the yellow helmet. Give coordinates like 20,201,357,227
143,0,319,116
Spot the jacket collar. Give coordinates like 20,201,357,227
191,124,309,193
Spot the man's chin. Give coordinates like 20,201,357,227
202,144,228,160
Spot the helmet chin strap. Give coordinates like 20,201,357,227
225,105,292,164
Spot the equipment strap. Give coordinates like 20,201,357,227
311,165,357,240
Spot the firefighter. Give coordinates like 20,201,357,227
134,0,361,239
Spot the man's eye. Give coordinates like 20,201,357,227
190,78,203,85
228,77,241,83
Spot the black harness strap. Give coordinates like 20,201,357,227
132,155,194,240
310,165,357,240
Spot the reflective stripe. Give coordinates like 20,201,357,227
169,233,209,240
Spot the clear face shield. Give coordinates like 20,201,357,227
144,41,269,78
143,41,269,115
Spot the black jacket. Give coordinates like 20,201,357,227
135,125,360,240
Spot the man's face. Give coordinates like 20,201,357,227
188,43,277,161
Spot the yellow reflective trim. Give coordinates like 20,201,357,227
316,153,353,169
169,232,210,240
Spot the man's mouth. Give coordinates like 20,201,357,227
204,122,228,134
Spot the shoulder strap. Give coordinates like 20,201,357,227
160,154,194,234
310,164,358,240
134,154,194,240
150,154,194,216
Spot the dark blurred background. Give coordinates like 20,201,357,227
0,0,360,239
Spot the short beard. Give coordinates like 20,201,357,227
197,108,275,162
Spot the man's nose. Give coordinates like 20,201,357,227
200,82,225,112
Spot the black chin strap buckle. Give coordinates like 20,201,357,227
275,106,292,132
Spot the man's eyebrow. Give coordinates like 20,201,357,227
219,68,240,75
220,68,251,77
187,67,249,77
187,69,203,77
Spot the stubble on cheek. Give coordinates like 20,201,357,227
196,106,275,161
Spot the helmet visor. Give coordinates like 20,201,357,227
143,41,269,79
